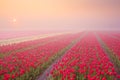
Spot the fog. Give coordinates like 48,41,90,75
0,0,120,32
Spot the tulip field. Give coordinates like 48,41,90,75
97,33,120,59
0,32,120,80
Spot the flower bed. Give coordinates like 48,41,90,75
98,33,120,59
48,33,120,80
0,33,82,80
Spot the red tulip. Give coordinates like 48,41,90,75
102,77,107,80
3,74,10,80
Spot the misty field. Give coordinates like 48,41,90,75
0,31,120,80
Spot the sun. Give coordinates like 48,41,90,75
11,17,19,28
13,18,17,23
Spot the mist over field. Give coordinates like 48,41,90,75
0,0,120,34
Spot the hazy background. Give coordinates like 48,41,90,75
0,0,120,32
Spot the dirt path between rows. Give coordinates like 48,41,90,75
95,33,113,63
36,32,87,80
95,33,120,80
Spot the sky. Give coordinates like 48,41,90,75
0,0,120,32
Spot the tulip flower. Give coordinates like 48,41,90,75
0,33,82,80
48,33,119,80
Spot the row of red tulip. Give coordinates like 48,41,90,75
114,34,120,38
48,33,120,80
108,32,120,38
97,33,120,59
0,33,82,80
0,36,54,53
0,34,71,54
112,34,120,38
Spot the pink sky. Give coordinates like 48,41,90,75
0,0,120,32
